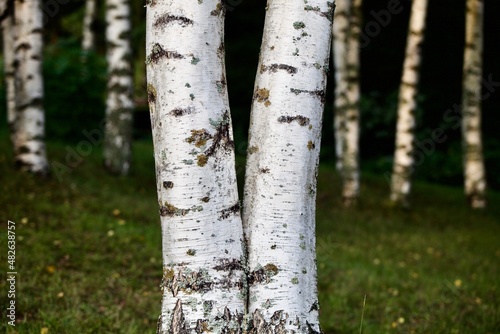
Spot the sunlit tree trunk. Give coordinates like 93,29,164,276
146,1,246,332
242,1,333,331
1,1,15,145
11,0,49,175
333,0,361,206
390,0,428,206
462,0,486,209
82,0,96,52
104,0,134,175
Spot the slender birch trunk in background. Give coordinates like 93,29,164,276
11,0,49,175
1,1,15,145
242,1,334,331
462,0,486,209
82,0,96,52
390,0,428,206
332,0,349,174
340,0,361,207
146,1,246,331
104,0,134,175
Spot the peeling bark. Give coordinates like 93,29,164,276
104,0,134,175
390,0,428,207
146,0,246,332
462,0,486,208
332,0,361,206
242,0,333,332
11,0,49,175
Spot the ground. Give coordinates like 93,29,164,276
1,133,499,334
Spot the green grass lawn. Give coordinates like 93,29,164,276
1,134,499,334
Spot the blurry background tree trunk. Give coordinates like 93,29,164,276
1,1,15,145
333,0,361,207
82,0,96,52
146,0,246,332
461,0,486,209
12,0,49,175
390,0,428,207
242,0,333,331
104,0,134,175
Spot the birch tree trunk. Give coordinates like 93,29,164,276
104,0,134,175
11,0,49,175
1,1,15,145
390,0,428,206
333,0,361,206
461,0,486,209
332,0,349,174
82,0,96,52
242,1,334,331
146,1,246,332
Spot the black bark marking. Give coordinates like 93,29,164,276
162,268,214,298
213,258,244,272
200,196,210,203
248,264,279,285
277,115,310,126
260,63,298,75
170,107,194,117
260,168,270,174
170,299,189,334
154,15,193,28
147,43,184,64
219,202,241,219
249,309,287,334
163,181,174,189
203,111,234,159
290,88,326,103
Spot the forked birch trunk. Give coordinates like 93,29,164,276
104,0,134,175
243,1,334,331
12,0,49,175
461,0,486,209
390,0,428,206
146,1,246,331
82,0,96,52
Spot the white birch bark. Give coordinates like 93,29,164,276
104,0,134,175
462,0,486,209
82,0,96,52
390,0,428,206
1,1,15,145
12,0,49,175
332,0,349,174
146,1,246,332
342,0,361,206
242,1,334,331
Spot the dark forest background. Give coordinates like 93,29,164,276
1,0,499,190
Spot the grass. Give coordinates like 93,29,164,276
1,133,499,334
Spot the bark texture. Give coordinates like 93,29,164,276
104,0,134,175
146,1,246,332
390,0,428,206
11,0,49,175
462,0,486,209
82,0,96,52
332,0,361,206
243,1,334,332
